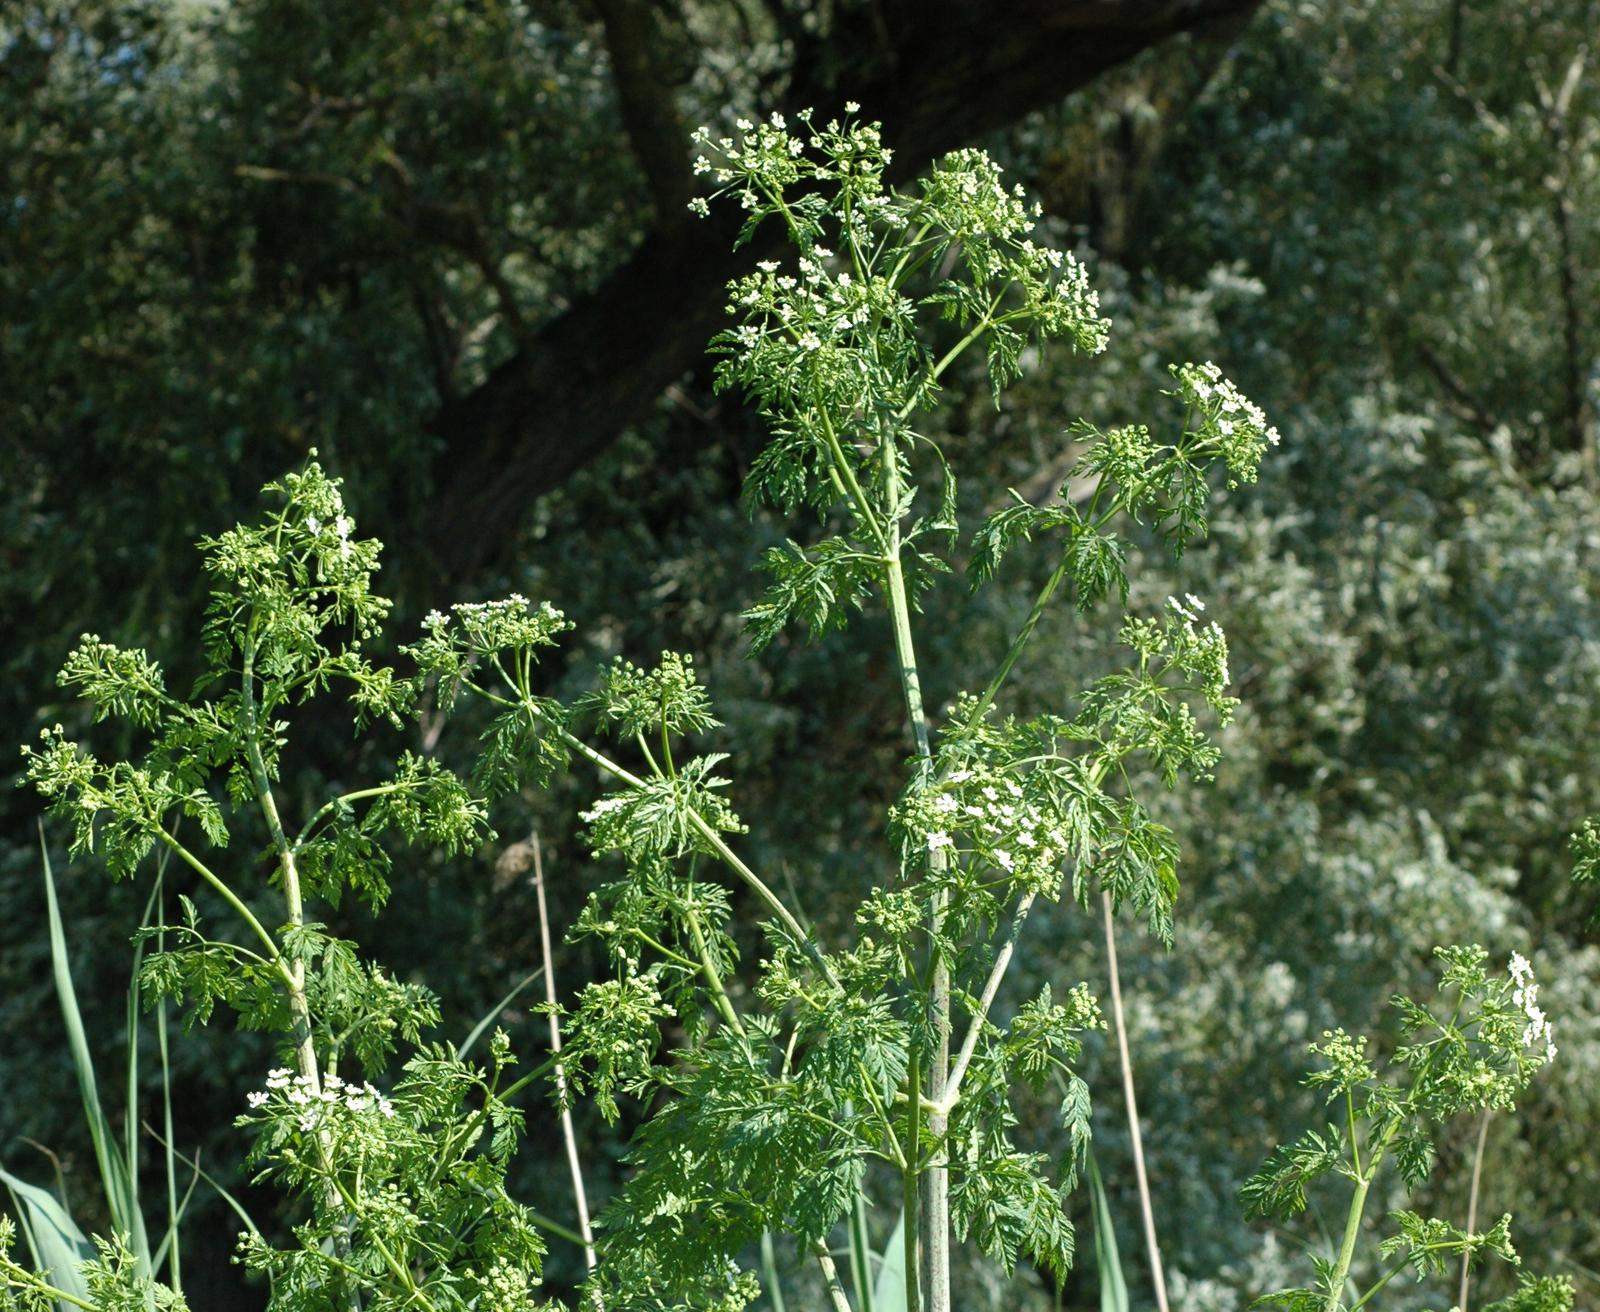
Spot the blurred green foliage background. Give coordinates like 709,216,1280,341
2,1,1596,1307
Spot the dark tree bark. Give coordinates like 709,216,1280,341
424,0,1264,582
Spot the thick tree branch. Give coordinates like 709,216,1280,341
592,0,696,222
1535,49,1593,483
423,0,1265,584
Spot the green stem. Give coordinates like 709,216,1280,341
241,624,365,1310
856,1061,907,1169
936,890,1038,1114
240,627,320,1094
519,699,841,992
330,1177,437,1310
497,1054,560,1104
961,483,1115,738
527,1208,598,1252
964,551,1071,735
426,1054,559,1193
627,927,701,973
484,670,818,982
899,306,997,422
1348,1258,1414,1312
816,397,887,548
153,832,294,991
0,1260,96,1311
292,783,416,851
761,1231,789,1312
682,896,745,1037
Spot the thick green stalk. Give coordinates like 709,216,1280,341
241,625,361,1311
682,891,745,1038
761,1231,789,1312
849,1187,876,1312
1324,1170,1375,1312
877,432,950,1312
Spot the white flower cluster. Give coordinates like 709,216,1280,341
922,148,1036,243
1509,952,1557,1064
302,499,356,560
725,243,890,365
423,592,536,628
1166,594,1232,692
687,105,901,235
466,1256,538,1310
417,594,571,658
1173,360,1282,486
249,1068,396,1132
1049,251,1111,355
579,793,629,825
914,767,1080,892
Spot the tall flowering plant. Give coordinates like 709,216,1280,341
9,106,1563,1312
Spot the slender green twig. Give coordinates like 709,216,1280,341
936,890,1039,1115
241,626,321,1093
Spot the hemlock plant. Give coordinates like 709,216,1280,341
10,109,1563,1312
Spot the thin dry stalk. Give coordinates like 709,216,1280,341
1458,1108,1492,1312
1102,891,1170,1312
532,833,597,1272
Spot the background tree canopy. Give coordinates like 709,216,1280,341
3,1,1596,1308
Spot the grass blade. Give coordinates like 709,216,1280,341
760,1230,788,1312
142,1134,262,1245
848,1185,876,1312
149,863,183,1296
39,830,151,1269
0,1169,95,1307
459,969,543,1059
1087,1148,1130,1312
872,1207,907,1312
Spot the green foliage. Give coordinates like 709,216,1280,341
5,2,1598,1308
1245,947,1556,1311
9,52,1590,1312
235,1040,547,1310
1484,1274,1578,1312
